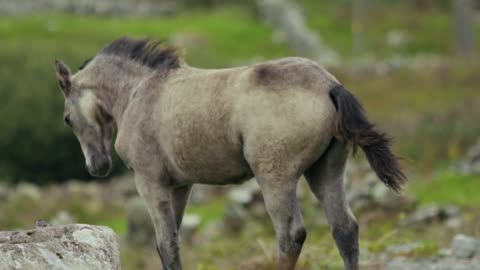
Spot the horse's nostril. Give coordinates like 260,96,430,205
89,155,111,177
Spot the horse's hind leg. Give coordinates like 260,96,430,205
254,174,306,270
304,139,359,270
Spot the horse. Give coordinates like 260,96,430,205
54,37,405,270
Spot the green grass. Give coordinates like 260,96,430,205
411,173,480,207
185,196,228,228
1,3,480,181
0,8,291,68
301,0,480,58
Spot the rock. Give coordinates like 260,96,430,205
386,30,409,49
10,183,41,202
371,179,407,209
35,219,53,228
257,0,339,66
380,235,480,270
385,255,480,270
0,0,178,16
125,197,155,248
451,234,479,259
345,165,414,212
50,210,77,226
190,184,224,205
455,139,480,174
445,216,464,229
223,203,246,233
228,180,267,218
180,214,201,245
201,221,224,243
386,242,423,256
0,224,120,270
0,183,9,202
106,174,137,206
403,204,461,225
228,181,261,206
386,257,436,270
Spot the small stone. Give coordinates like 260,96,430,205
386,242,423,256
0,184,9,202
403,204,461,225
11,183,41,202
386,30,409,49
35,220,52,228
445,217,463,229
125,197,155,248
451,234,479,259
180,214,201,245
223,203,246,233
189,185,224,205
106,174,137,206
49,210,77,226
455,139,480,175
228,181,260,206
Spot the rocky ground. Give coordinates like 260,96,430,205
0,144,479,269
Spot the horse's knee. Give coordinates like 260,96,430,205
293,226,307,245
279,226,307,256
332,221,359,259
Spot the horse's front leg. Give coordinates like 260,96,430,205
134,172,182,270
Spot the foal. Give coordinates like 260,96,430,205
54,37,405,270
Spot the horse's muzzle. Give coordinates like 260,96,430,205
87,154,112,178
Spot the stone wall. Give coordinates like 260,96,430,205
0,0,177,16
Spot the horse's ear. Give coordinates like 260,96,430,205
54,59,72,96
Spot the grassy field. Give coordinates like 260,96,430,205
1,3,479,181
2,171,478,269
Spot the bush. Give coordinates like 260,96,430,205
0,42,97,183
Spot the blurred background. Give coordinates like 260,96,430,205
0,0,479,269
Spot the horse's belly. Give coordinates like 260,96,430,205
164,139,253,185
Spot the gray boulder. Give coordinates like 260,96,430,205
256,0,339,66
49,210,77,226
403,204,461,226
125,197,155,248
0,183,9,202
345,164,415,212
0,224,120,270
455,139,480,174
10,183,41,202
179,214,201,245
452,234,479,259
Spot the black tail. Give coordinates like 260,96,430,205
329,84,406,192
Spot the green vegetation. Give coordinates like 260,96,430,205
1,2,479,182
411,173,480,207
0,8,290,183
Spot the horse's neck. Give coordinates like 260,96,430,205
108,70,176,127
98,71,147,127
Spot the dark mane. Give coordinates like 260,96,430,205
78,58,92,70
99,37,180,70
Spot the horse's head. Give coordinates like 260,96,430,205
54,60,114,177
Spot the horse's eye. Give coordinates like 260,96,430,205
64,114,73,127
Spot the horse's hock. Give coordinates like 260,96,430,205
0,224,121,270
